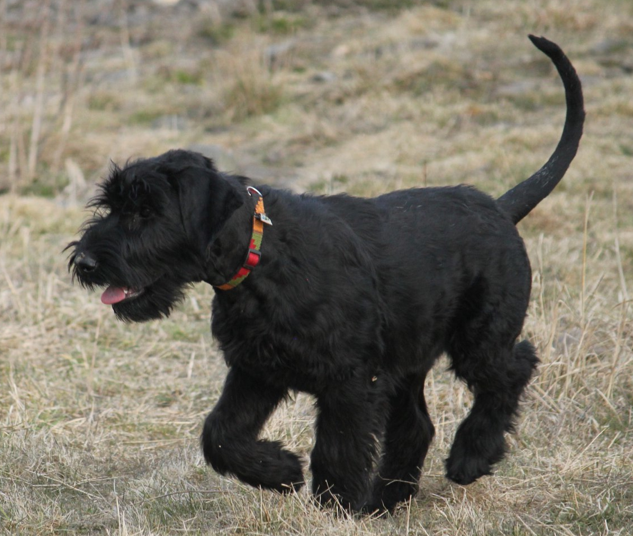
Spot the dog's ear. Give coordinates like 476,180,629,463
166,154,245,258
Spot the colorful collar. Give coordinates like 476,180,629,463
215,186,272,291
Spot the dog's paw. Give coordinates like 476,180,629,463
254,444,305,493
445,455,493,485
206,438,305,492
361,502,390,518
272,449,305,493
367,478,418,515
312,479,370,513
445,425,506,485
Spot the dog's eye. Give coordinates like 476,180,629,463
139,206,152,219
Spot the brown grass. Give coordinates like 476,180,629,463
1,1,632,534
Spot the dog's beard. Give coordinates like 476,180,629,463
111,280,187,322
97,272,190,322
69,256,188,322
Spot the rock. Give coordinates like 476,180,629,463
496,79,541,97
590,38,630,55
175,0,257,18
311,71,337,83
265,39,297,69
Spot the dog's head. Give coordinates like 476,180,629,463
67,150,245,322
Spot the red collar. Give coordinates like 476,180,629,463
215,186,272,291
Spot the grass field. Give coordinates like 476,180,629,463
1,0,632,534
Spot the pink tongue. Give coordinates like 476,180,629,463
101,286,127,305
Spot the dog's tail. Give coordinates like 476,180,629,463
496,35,585,225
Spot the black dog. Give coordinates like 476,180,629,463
68,36,584,514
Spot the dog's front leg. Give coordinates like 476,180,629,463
201,367,304,492
310,377,379,512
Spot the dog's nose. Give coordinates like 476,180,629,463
75,252,99,273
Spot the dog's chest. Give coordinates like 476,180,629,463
211,293,380,392
215,323,355,391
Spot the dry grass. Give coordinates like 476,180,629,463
1,0,633,534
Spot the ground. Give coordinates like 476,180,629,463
1,0,632,534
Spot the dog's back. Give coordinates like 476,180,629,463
317,184,530,375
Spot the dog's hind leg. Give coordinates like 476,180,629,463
201,367,304,492
310,374,384,512
445,337,538,485
367,372,435,514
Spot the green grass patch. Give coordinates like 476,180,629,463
224,76,284,121
198,21,235,46
87,91,123,112
21,172,68,198
254,13,310,35
128,108,168,125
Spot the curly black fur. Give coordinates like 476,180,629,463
68,36,584,514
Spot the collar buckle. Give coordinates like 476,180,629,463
255,212,273,226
